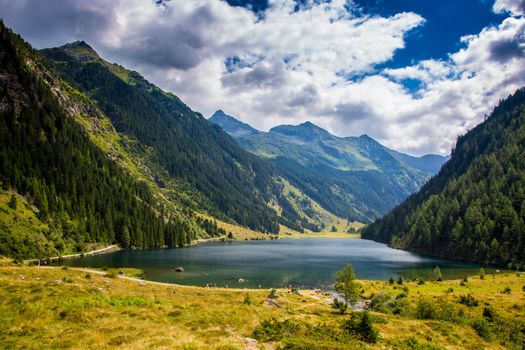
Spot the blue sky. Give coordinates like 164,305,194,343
1,0,524,155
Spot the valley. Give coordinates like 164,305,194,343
1,1,525,347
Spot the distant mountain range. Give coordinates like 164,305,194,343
210,110,448,223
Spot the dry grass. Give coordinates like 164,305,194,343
0,266,523,349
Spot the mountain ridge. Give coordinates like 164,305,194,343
209,110,448,223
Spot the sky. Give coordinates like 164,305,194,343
1,0,524,156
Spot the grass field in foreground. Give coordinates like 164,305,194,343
0,265,523,349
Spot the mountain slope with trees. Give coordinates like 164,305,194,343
0,22,196,259
40,41,281,234
210,111,447,222
362,88,525,269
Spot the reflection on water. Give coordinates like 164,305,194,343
63,238,493,289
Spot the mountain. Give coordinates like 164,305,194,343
0,23,198,259
209,111,448,222
40,40,284,234
362,88,525,269
209,110,259,137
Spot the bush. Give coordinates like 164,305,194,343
369,292,391,313
252,319,300,341
471,318,491,340
415,298,437,320
342,311,378,343
388,277,395,285
482,306,495,322
243,293,251,305
458,294,479,307
397,277,403,285
332,299,347,315
417,277,425,285
501,286,511,294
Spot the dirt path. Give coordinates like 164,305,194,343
191,235,227,245
25,244,120,264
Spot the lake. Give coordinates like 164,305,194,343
63,238,493,289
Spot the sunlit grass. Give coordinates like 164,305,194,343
0,265,523,349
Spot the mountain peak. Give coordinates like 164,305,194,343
270,121,330,140
59,40,100,61
209,110,259,137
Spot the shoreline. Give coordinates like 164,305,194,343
24,244,120,264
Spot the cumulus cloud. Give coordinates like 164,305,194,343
1,0,524,155
493,0,525,16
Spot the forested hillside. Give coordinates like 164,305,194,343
41,41,280,234
0,22,194,259
363,89,525,269
210,111,447,222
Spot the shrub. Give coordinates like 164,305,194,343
388,277,395,285
252,319,300,341
458,294,479,307
417,277,425,285
445,287,454,293
501,286,511,294
343,311,378,343
84,273,91,279
471,318,491,340
369,292,391,313
415,298,437,320
243,293,251,305
397,277,403,285
482,306,495,322
479,268,485,280
332,298,347,315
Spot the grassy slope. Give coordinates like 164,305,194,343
1,265,523,349
0,190,111,259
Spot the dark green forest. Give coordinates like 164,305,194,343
363,89,525,269
0,22,195,258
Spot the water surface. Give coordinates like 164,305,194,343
64,238,492,289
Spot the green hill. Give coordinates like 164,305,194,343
363,88,525,269
210,111,447,222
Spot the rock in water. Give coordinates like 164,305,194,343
175,267,184,272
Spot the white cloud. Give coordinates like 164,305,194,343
1,0,524,156
493,0,525,16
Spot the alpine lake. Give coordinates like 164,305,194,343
60,237,498,289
